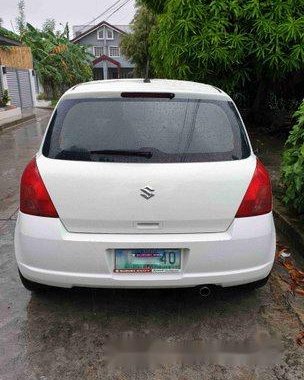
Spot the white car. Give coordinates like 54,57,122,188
14,79,275,293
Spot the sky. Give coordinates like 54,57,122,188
0,0,136,35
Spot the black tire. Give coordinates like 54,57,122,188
18,269,49,292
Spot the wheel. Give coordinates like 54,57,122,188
18,269,49,292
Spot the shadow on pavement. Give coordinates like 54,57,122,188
20,286,268,379
29,284,258,324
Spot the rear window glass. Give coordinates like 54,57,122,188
43,98,250,163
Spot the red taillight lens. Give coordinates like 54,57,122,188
236,159,272,218
20,158,58,218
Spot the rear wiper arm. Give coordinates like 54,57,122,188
90,149,153,158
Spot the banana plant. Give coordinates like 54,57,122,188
21,23,93,98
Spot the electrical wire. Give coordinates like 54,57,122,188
114,1,135,25
105,0,133,21
77,0,126,34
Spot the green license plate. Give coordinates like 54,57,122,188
114,249,182,273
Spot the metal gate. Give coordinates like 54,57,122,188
6,68,33,109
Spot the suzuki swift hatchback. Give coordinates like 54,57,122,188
14,79,276,292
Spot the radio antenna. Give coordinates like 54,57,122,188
144,58,151,83
143,15,151,83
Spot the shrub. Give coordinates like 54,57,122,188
282,101,304,215
0,26,20,43
0,90,10,107
37,92,48,100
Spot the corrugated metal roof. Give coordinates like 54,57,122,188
0,27,21,46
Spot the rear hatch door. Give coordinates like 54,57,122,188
38,94,253,234
38,156,255,233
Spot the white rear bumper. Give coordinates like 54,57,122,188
14,212,276,288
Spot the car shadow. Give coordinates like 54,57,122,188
27,284,261,328
22,284,268,378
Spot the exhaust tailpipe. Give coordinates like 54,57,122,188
199,286,211,298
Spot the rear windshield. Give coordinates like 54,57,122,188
43,98,250,163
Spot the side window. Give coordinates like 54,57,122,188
109,46,120,57
97,28,104,40
94,46,104,57
106,28,114,39
97,27,114,40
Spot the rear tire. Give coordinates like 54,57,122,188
18,269,48,292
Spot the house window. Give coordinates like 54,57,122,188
97,28,104,40
109,46,120,57
106,28,114,39
94,46,104,57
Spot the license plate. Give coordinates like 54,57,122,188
114,249,181,273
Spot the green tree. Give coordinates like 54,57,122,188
121,5,156,77
42,18,56,34
16,0,26,34
141,0,304,114
21,23,92,98
137,0,167,14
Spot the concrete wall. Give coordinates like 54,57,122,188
0,107,22,126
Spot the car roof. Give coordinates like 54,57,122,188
63,79,231,101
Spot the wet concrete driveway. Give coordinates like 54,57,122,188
1,114,304,379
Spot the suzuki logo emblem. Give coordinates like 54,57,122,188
140,186,155,200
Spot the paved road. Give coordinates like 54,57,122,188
1,114,304,380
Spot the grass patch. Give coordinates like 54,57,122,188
51,99,59,107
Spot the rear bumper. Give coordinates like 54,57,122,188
14,212,276,288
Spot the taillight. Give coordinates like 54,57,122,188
236,159,272,218
20,158,59,218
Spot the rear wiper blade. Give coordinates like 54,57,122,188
90,149,153,158
55,149,91,161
